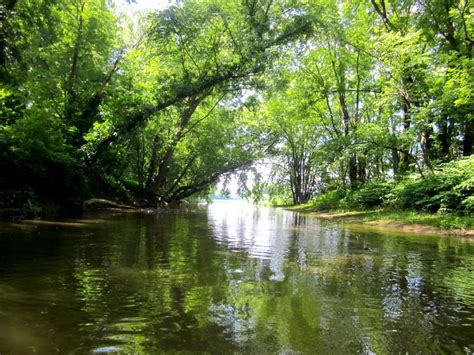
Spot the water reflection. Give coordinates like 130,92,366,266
0,201,473,353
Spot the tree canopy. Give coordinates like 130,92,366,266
0,0,472,216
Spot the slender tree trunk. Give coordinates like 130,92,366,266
145,134,160,190
463,119,474,156
0,0,19,79
337,80,358,188
438,115,451,160
421,127,434,172
399,102,411,173
135,133,146,188
65,0,86,124
391,148,399,175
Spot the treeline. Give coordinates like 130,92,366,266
0,0,311,215
243,0,473,215
0,0,472,217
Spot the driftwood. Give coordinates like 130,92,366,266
82,198,136,211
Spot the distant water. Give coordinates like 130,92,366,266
0,201,473,353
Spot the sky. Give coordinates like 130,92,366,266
128,0,170,10
114,0,171,12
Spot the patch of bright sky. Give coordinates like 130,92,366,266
114,0,171,12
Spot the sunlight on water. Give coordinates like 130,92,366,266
209,201,283,258
0,201,473,353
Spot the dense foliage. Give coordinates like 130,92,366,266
304,156,473,215
0,0,472,216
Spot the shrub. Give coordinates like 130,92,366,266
343,181,394,209
387,156,474,214
306,156,473,215
311,190,347,210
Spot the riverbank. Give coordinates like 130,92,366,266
287,205,474,237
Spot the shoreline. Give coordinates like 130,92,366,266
289,209,474,237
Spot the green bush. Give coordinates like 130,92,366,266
305,156,473,215
311,190,347,210
343,181,394,209
310,182,394,211
387,156,474,214
8,110,74,172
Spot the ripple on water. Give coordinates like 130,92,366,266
1,202,474,354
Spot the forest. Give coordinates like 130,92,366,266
0,0,473,218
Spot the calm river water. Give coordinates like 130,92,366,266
0,201,473,353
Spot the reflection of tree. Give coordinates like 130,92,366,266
205,210,474,353
0,209,473,352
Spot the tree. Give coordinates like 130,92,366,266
83,0,313,166
0,0,120,213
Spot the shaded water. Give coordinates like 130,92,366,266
0,201,473,353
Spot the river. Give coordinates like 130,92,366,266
0,201,473,353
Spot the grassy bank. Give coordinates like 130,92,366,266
280,158,473,236
288,204,474,235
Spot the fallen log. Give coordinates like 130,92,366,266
82,198,137,211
